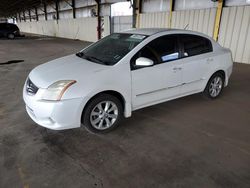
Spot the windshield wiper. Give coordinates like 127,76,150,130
76,52,109,65
86,56,109,65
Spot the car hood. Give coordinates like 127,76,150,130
29,54,107,88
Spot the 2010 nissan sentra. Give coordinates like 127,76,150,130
23,28,233,133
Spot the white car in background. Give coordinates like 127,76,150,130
23,28,233,133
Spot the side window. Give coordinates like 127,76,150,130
131,35,179,70
149,35,179,63
179,34,212,57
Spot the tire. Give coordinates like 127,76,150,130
203,72,225,99
7,33,15,39
82,94,123,133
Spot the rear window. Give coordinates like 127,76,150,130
179,34,212,57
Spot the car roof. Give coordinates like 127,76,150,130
121,28,171,35
0,23,16,26
7,23,16,26
121,28,210,37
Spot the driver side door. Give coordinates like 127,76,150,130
131,34,182,110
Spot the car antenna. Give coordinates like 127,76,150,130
184,24,189,30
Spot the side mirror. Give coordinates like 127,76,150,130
135,57,154,67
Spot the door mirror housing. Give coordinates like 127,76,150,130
135,57,154,67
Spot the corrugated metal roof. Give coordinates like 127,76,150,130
0,0,53,17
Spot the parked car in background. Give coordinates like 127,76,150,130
23,28,233,133
0,23,21,39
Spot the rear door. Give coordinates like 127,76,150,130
178,34,213,94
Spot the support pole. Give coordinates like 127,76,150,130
16,13,19,23
19,12,21,22
168,0,175,28
132,0,136,28
95,0,101,40
29,9,32,22
72,0,76,18
23,11,26,22
135,0,141,28
55,0,59,20
213,0,224,41
44,3,47,20
35,7,39,21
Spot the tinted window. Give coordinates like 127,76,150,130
149,35,179,63
4,24,18,31
9,24,18,30
131,35,179,70
136,46,158,63
179,34,212,57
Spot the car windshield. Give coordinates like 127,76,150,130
76,33,147,65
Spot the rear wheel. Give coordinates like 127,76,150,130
7,33,15,39
82,94,123,133
204,72,224,99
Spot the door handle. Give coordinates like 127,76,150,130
173,67,182,71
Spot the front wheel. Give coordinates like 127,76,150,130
204,73,224,99
82,94,123,133
7,33,15,39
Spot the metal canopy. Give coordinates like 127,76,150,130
0,0,129,17
0,0,53,17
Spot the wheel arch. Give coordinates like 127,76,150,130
210,70,226,86
81,90,127,123
213,70,226,80
7,32,15,39
204,69,226,91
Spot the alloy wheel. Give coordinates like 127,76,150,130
90,101,118,130
209,76,223,97
8,33,15,39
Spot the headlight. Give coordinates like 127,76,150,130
42,80,76,101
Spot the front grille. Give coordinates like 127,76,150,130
26,78,38,95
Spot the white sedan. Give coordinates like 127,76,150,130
23,28,233,133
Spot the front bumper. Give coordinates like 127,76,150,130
23,85,85,130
